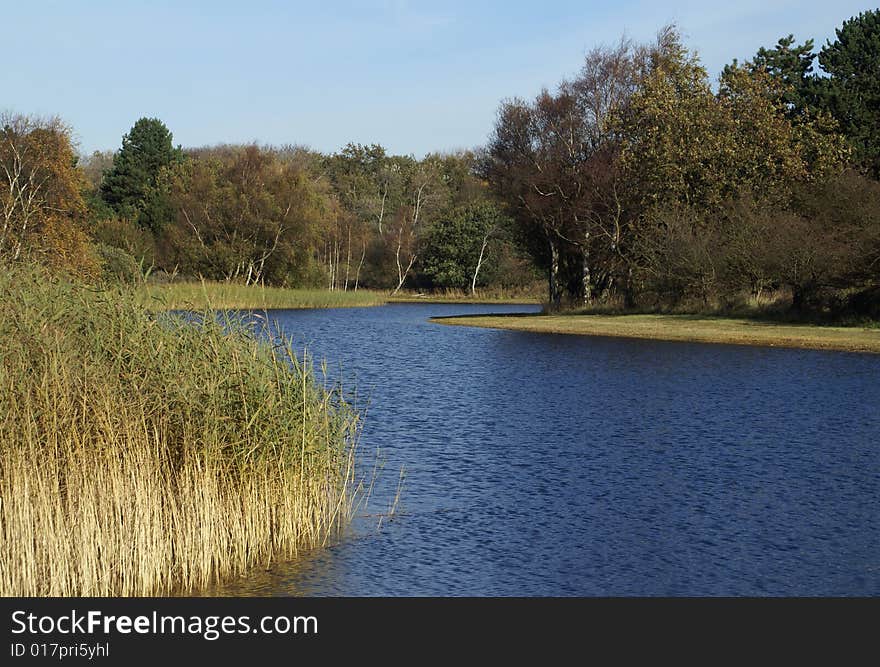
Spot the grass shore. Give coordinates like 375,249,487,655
1,268,360,596
433,312,880,354
389,294,540,305
139,281,388,310
137,281,541,310
388,286,541,305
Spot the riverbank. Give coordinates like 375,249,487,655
389,294,540,305
388,285,542,305
433,312,880,354
139,281,388,310
138,281,540,310
0,267,359,596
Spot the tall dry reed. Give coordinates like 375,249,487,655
0,266,359,596
139,280,387,311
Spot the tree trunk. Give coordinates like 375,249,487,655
354,239,366,291
392,227,417,295
392,250,417,295
377,183,387,235
344,226,351,291
624,267,636,309
581,248,592,307
600,274,614,302
471,231,491,296
327,240,334,290
334,240,341,291
549,239,561,310
791,283,813,313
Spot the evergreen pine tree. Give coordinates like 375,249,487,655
818,10,880,177
100,117,180,231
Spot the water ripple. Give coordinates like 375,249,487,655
213,304,880,596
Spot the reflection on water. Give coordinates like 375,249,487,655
208,303,880,596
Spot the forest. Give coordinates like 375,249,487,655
3,11,879,319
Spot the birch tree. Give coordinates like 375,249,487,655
421,202,507,293
166,145,329,285
389,158,442,294
0,112,96,276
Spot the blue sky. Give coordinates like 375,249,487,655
3,1,873,156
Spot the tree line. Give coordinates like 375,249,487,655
2,115,536,294
485,13,880,317
2,10,878,317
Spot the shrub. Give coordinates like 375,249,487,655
96,242,142,284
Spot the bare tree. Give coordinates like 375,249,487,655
486,38,650,307
486,98,568,307
78,149,115,190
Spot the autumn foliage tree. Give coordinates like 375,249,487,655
0,113,97,277
486,24,869,314
162,145,331,286
9,11,873,313
486,33,663,307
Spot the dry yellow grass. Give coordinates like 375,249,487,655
138,281,541,311
389,286,541,305
434,313,880,354
0,267,360,596
138,281,387,311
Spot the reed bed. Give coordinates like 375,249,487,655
139,280,387,311
389,285,542,304
0,267,360,596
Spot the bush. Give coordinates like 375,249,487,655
91,217,156,267
842,285,880,320
96,242,142,284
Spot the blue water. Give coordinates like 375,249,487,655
214,303,880,596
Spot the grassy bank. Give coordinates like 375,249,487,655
389,284,542,305
137,281,541,311
0,267,360,596
389,293,540,305
434,312,880,354
139,280,388,311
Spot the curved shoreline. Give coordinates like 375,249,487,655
432,313,880,354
